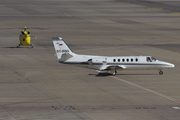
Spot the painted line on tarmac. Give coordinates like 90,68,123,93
147,8,163,9
168,12,180,14
172,107,180,109
110,76,180,104
116,2,130,3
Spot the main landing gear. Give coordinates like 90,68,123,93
30,44,34,48
17,44,34,48
159,70,163,75
17,44,20,48
110,70,117,76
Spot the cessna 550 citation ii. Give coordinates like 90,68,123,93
52,37,174,76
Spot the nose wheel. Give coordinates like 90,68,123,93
17,44,20,48
159,70,163,75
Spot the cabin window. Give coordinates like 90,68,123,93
118,59,120,62
122,59,125,62
127,59,129,62
131,58,133,62
135,58,138,62
113,59,116,62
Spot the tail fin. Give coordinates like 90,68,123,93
52,37,75,62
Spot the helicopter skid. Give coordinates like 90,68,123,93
17,44,34,48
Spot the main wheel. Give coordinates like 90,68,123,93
112,71,117,76
112,73,116,76
159,70,163,75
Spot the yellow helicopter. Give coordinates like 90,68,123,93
17,27,35,48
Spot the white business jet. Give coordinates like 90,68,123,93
52,37,174,75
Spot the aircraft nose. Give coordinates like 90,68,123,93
167,63,175,68
170,63,175,68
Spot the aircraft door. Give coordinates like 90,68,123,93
103,58,107,65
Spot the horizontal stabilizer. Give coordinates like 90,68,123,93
60,53,73,61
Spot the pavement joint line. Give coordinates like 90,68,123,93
2,97,62,106
110,76,180,104
14,56,29,64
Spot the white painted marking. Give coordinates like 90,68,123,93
111,76,180,104
172,107,180,109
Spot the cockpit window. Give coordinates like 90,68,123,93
147,57,156,62
147,57,151,62
151,57,156,61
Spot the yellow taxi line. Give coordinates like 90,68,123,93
147,8,163,9
168,12,180,14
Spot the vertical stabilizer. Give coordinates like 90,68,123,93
52,37,75,62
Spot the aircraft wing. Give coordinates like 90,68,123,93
101,65,126,71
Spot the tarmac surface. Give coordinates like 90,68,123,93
0,0,180,120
